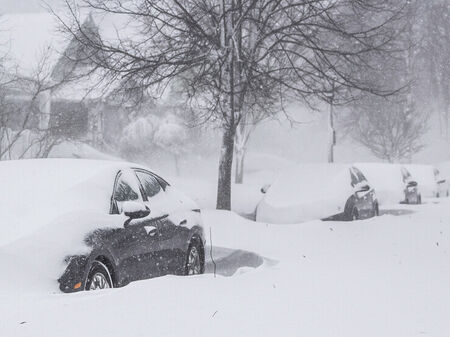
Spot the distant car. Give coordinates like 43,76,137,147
405,164,449,198
354,163,421,205
256,164,378,224
0,159,205,293
400,167,421,204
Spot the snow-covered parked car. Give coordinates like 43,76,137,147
256,164,378,224
355,163,421,205
0,159,205,293
405,164,448,198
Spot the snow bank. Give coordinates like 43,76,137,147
49,141,121,161
2,199,450,337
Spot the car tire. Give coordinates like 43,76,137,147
184,241,204,276
374,203,379,217
417,195,422,204
85,261,113,291
351,208,359,221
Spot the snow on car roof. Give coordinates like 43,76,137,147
0,158,151,246
404,164,436,185
354,162,406,205
264,163,352,208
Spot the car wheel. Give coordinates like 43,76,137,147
417,195,422,204
374,203,379,217
351,208,359,221
85,261,113,291
405,197,409,204
436,192,440,198
185,242,203,276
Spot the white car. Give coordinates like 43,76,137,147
405,164,448,198
256,164,378,224
355,163,421,205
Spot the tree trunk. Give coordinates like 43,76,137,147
217,125,236,210
234,121,251,184
327,101,335,163
234,146,246,184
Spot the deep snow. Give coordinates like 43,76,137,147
0,153,450,337
1,196,450,336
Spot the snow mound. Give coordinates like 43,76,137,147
49,141,121,161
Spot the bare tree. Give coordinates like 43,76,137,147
420,0,450,139
342,0,427,163
0,48,76,160
54,0,406,209
344,94,427,162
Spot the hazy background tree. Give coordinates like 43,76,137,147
341,0,428,163
0,51,73,159
420,0,450,139
55,0,407,209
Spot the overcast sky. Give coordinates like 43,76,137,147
1,0,64,14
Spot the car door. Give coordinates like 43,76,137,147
135,170,189,275
110,170,160,283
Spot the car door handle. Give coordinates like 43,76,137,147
144,225,157,236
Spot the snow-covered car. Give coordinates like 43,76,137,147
0,159,205,293
256,164,378,224
355,163,421,205
405,164,449,198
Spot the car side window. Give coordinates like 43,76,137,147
114,177,139,202
136,171,162,200
111,172,141,214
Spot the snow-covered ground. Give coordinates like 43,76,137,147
0,147,449,336
1,195,450,336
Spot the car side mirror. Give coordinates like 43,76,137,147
407,181,418,188
438,179,446,184
356,184,370,193
260,184,271,194
122,201,150,227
